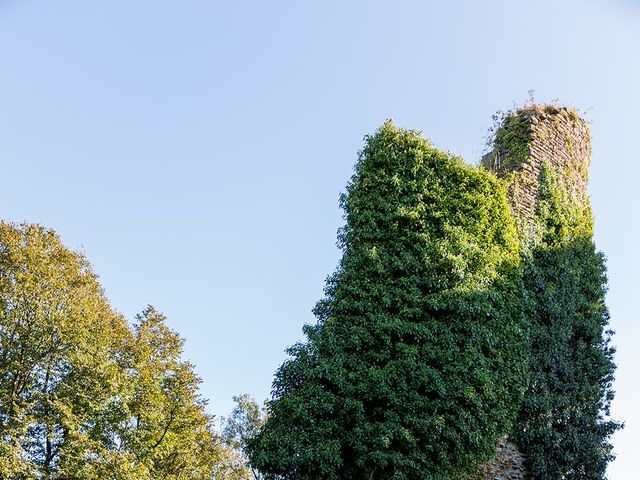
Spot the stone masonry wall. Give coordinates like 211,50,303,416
481,105,591,239
479,439,528,480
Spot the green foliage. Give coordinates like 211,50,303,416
535,162,593,245
111,306,220,479
248,122,529,479
512,163,621,480
492,113,532,172
0,222,129,479
224,394,266,454
0,223,228,479
222,394,267,480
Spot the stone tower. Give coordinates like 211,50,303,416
478,105,593,480
481,105,592,240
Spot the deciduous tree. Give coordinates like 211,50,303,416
0,223,228,479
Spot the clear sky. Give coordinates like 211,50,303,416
0,0,638,477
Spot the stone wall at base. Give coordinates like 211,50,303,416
479,439,527,480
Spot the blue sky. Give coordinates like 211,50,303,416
0,1,638,477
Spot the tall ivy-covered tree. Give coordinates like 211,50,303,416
248,123,529,479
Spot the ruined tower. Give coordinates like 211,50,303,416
481,105,592,241
479,105,596,480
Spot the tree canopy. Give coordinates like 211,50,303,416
0,223,235,479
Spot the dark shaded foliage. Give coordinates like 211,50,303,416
512,163,621,480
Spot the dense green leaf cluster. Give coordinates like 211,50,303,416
512,162,621,479
248,123,529,479
492,113,532,172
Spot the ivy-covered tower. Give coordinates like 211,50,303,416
481,105,620,480
482,105,592,239
250,105,619,480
